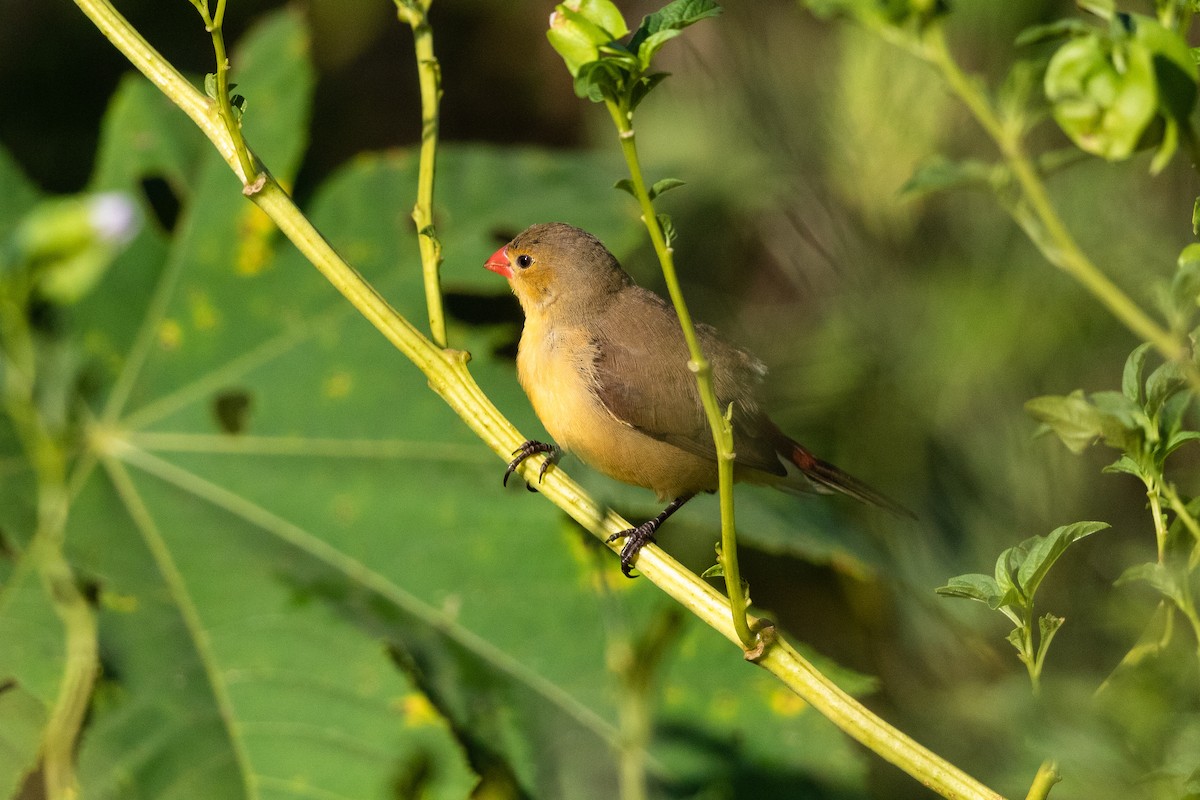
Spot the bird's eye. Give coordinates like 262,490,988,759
516,254,533,269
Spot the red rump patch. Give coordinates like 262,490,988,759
790,444,817,470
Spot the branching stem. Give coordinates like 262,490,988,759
70,1,1009,796
396,0,447,347
917,26,1200,391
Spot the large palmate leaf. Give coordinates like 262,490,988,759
2,8,873,798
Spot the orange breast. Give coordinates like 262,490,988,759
517,319,718,499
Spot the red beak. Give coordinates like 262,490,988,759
484,245,514,278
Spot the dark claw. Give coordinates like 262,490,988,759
503,440,560,488
606,521,658,578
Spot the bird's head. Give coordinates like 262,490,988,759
485,222,631,317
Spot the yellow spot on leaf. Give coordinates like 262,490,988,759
189,290,219,331
101,592,138,614
158,319,183,350
236,203,276,276
323,371,353,399
397,692,442,728
768,687,808,717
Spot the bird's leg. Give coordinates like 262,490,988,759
503,440,561,489
606,493,696,578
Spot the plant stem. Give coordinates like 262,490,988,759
396,0,447,347
918,25,1199,389
602,98,755,652
1,292,97,800
1024,760,1060,800
193,0,258,186
72,2,1010,796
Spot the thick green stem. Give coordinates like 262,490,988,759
1024,761,1060,800
71,2,1010,796
603,98,754,651
396,0,447,347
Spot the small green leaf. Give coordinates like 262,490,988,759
1193,196,1200,236
700,563,724,578
1102,454,1145,477
204,72,218,99
648,177,685,200
1171,243,1200,320
935,573,1001,605
1016,521,1109,601
1164,429,1200,457
1145,359,1188,415
1005,627,1031,661
613,178,636,197
1025,391,1110,453
1015,18,1093,47
900,156,997,197
572,59,625,103
628,71,669,111
1037,613,1065,656
628,0,722,59
657,213,677,247
1122,342,1152,403
1115,561,1183,603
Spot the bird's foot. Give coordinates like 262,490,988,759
503,440,561,489
606,521,659,579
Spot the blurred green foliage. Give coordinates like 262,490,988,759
2,0,1200,798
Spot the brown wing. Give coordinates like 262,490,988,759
589,286,786,476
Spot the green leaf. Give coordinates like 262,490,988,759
648,177,686,200
1145,359,1188,415
1103,453,1145,477
656,213,677,247
1037,612,1065,656
1115,561,1183,603
1163,429,1200,457
700,563,725,578
899,156,997,197
935,573,1001,605
1016,521,1109,602
1122,342,1152,403
1026,392,1097,453
613,178,635,197
572,58,625,103
1015,18,1094,47
203,71,218,99
628,0,722,59
628,71,670,111
1171,242,1200,322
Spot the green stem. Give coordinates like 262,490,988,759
919,26,1198,388
396,0,447,347
1024,760,1060,800
1161,482,1200,568
72,2,1010,796
1146,478,1169,564
602,99,755,652
1,299,97,800
193,0,258,186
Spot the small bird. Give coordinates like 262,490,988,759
485,222,908,576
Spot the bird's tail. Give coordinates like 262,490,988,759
781,437,915,520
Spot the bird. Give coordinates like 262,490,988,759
484,222,909,577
